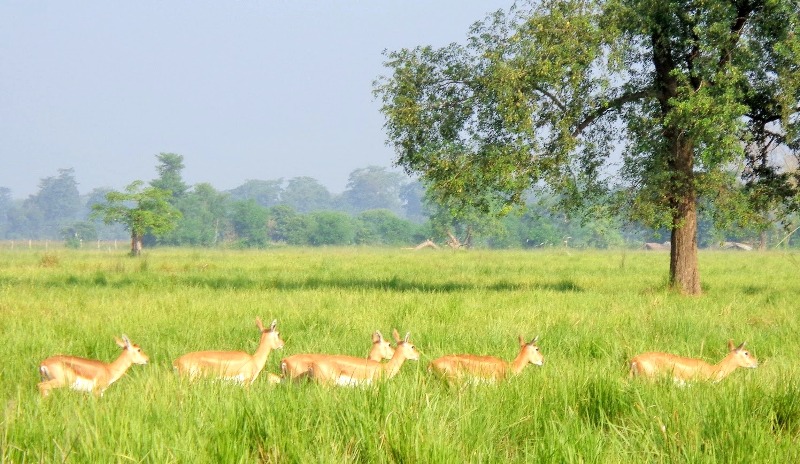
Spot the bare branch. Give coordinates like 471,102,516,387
533,86,567,112
718,1,758,68
572,88,656,137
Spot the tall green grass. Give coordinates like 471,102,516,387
1,248,799,462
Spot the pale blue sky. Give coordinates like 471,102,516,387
0,1,512,199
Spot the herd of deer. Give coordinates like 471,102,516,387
36,317,759,397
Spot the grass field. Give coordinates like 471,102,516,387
1,247,799,462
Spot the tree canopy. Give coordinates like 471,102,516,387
374,0,800,294
150,152,189,199
92,181,182,256
338,166,406,214
21,168,81,238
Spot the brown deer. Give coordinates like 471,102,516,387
280,330,395,381
308,329,420,386
429,336,543,383
173,318,284,386
38,335,149,397
629,340,758,384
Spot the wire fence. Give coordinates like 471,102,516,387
0,240,126,251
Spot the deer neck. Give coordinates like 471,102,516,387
367,344,389,362
251,334,274,371
708,354,738,382
106,351,134,386
382,351,409,379
367,346,382,362
508,349,530,376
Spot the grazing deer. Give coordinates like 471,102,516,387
38,335,149,397
308,329,420,386
629,340,758,384
173,318,284,386
429,336,543,383
280,330,395,381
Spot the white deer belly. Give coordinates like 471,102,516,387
70,377,96,393
467,376,498,386
336,375,371,387
223,373,247,384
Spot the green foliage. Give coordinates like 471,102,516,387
279,176,332,213
161,183,229,247
228,179,283,208
375,0,800,293
91,180,182,255
150,152,189,199
60,221,98,249
338,166,406,215
19,168,82,238
229,199,269,248
267,205,312,245
399,180,428,223
355,209,422,246
3,163,792,249
307,211,356,245
493,201,626,249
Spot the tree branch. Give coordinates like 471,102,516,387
533,86,567,112
718,0,759,68
572,88,656,137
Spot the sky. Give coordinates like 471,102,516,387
0,1,514,199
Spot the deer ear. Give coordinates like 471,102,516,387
255,317,265,331
270,319,278,331
530,335,539,345
518,335,525,347
373,331,383,343
727,339,735,351
736,341,747,351
392,329,401,343
404,332,411,343
116,335,131,348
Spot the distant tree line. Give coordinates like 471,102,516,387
0,154,797,250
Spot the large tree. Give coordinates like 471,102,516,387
150,152,189,200
23,168,82,238
280,176,332,213
375,0,799,294
92,181,182,256
338,166,406,214
162,183,230,247
228,179,283,208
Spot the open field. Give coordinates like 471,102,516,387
1,247,799,462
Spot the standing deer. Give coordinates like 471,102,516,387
308,329,420,386
280,330,395,381
429,335,543,383
173,318,284,386
38,335,149,397
629,339,758,384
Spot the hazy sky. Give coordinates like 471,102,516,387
0,1,513,199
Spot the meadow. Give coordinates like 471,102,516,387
1,247,799,463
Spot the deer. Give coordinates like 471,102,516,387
308,329,420,386
279,330,395,381
38,335,149,397
629,340,758,384
173,318,284,386
428,335,543,383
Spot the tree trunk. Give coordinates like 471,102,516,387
652,30,701,296
130,232,143,257
667,135,701,295
669,200,701,295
